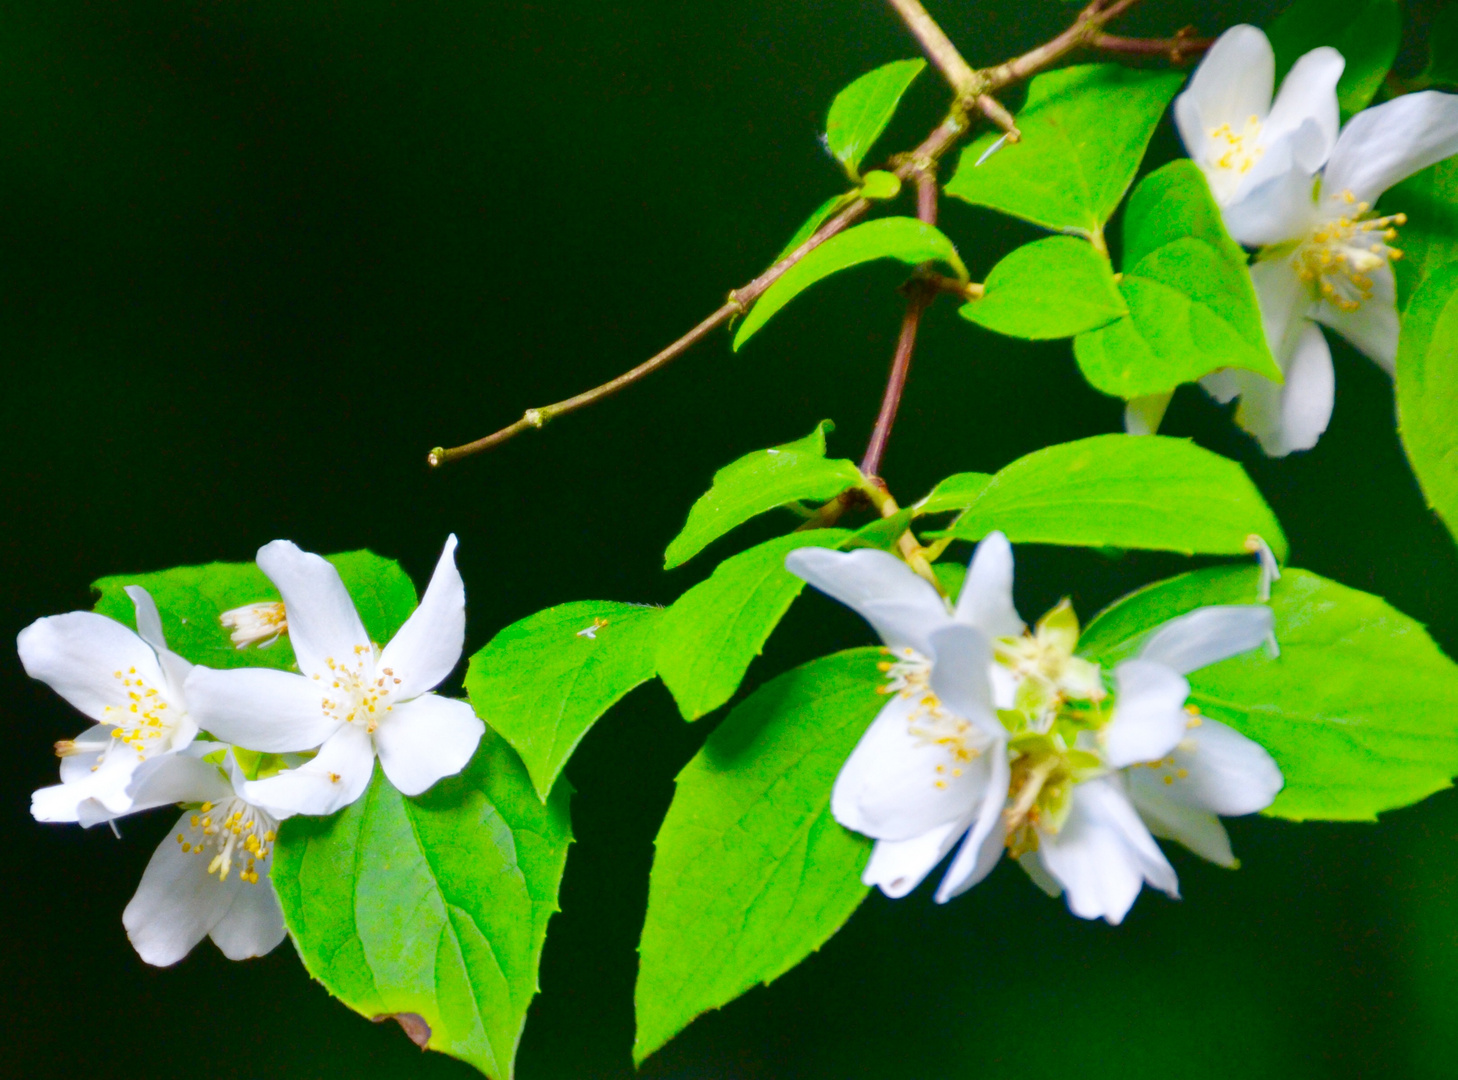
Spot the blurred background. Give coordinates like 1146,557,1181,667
4,1,1458,1076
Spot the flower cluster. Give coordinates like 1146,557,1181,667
20,536,482,965
788,533,1283,923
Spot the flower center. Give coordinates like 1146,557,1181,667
1295,190,1406,313
100,666,181,761
313,645,399,734
1205,115,1265,195
174,797,278,884
877,648,981,785
220,601,288,648
1003,748,1074,858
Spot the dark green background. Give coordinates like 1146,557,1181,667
5,1,1458,1076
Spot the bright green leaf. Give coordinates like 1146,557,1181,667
274,735,573,1079
657,529,852,721
734,218,967,350
932,560,968,601
932,434,1288,559
844,508,915,552
1079,566,1458,821
859,170,902,200
824,59,926,179
634,649,880,1064
775,194,852,264
1384,156,1458,309
914,471,994,514
91,550,417,672
1396,263,1458,545
945,64,1185,236
465,601,662,799
1073,162,1281,398
960,236,1126,340
664,421,864,568
1268,0,1400,115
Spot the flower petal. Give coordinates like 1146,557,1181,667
934,746,1011,902
126,747,234,812
1124,391,1173,436
255,540,370,678
184,666,342,753
1101,660,1190,768
1178,25,1276,152
1126,774,1237,867
123,811,241,966
1018,851,1063,898
208,869,287,961
926,623,996,734
377,535,466,701
1152,716,1283,816
862,817,970,899
1138,605,1275,675
1324,91,1458,205
1252,253,1316,359
33,738,146,822
125,585,168,654
18,611,166,725
785,547,949,656
1223,322,1334,456
1311,262,1399,374
374,693,484,797
1263,47,1344,166
1222,137,1324,247
951,531,1024,639
239,724,377,816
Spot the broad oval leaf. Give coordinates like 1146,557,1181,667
1073,162,1281,398
91,549,418,672
274,736,573,1080
1268,0,1400,115
913,471,994,514
932,434,1288,560
1385,156,1458,309
1395,263,1458,546
1079,566,1458,821
664,420,863,568
960,235,1126,340
658,529,852,721
945,64,1185,236
824,58,926,179
734,218,967,350
633,649,881,1064
465,600,662,798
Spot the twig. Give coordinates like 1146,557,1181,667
1093,28,1212,63
883,0,981,98
981,0,1145,92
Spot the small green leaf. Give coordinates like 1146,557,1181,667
1384,156,1458,309
734,218,967,350
960,236,1126,340
843,508,915,551
932,560,968,602
634,649,880,1064
945,64,1185,236
1079,566,1458,821
914,471,994,515
824,59,926,179
664,421,864,568
91,550,417,671
1073,162,1281,398
775,194,852,264
1424,5,1458,86
1396,263,1458,546
274,736,573,1080
1267,0,1400,115
931,434,1288,559
859,170,902,200
465,601,662,799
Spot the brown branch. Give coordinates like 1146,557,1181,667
981,0,1145,92
1093,28,1212,64
883,0,980,97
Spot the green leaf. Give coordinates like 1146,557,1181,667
843,508,915,551
945,64,1185,236
634,649,881,1064
657,530,852,721
91,550,417,672
931,434,1288,559
913,471,994,514
960,236,1126,340
1267,0,1400,115
1384,156,1458,309
1396,263,1458,545
1073,162,1281,398
824,59,926,179
664,421,864,568
1079,566,1458,821
274,735,573,1079
1424,4,1458,86
464,601,662,799
734,218,967,350
858,170,902,200
932,560,968,601
775,194,852,264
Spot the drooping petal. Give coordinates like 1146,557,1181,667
377,535,466,701
1101,660,1190,768
1148,716,1283,816
862,817,970,899
373,693,484,797
1311,262,1399,374
934,746,1011,902
125,585,169,654
208,867,287,961
1018,851,1063,898
255,540,370,679
951,532,1024,639
1126,774,1237,867
239,724,376,817
785,547,949,656
123,811,242,966
33,738,146,822
1124,392,1173,437
1138,605,1275,675
1323,91,1458,206
926,624,996,736
184,666,341,753
1222,323,1334,456
1262,47,1344,166
18,612,167,725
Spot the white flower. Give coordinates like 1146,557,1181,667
185,535,484,816
787,533,1024,902
22,586,199,824
220,601,288,648
120,744,291,966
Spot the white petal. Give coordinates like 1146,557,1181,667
926,624,996,736
1154,717,1283,816
57,725,113,782
208,874,287,960
951,532,1024,639
18,612,166,725
1263,47,1344,165
1324,91,1458,205
1252,253,1316,359
1178,25,1275,149
1222,323,1334,456
1124,392,1173,436
1138,606,1275,675
1101,660,1190,768
862,818,970,899
1018,851,1063,898
185,667,342,753
124,811,242,966
125,586,168,654
377,535,466,701
785,547,949,656
255,540,370,678
33,738,146,822
239,724,377,816
1223,142,1323,247
934,746,1011,902
1311,262,1399,374
126,749,233,812
1126,774,1237,867
374,693,484,797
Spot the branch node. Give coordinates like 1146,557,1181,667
726,289,749,316
524,408,547,429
